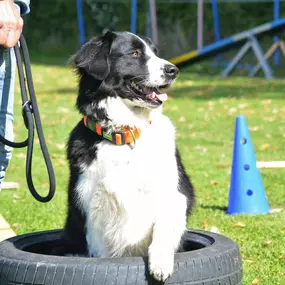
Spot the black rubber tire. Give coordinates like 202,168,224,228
0,229,242,285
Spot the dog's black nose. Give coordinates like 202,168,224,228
164,64,179,77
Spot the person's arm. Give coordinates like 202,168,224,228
0,0,24,48
14,0,30,15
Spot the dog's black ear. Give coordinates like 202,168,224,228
74,31,115,80
139,35,158,55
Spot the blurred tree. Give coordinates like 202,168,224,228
22,1,284,61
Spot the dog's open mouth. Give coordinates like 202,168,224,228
127,80,168,105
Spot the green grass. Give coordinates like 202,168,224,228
1,64,285,284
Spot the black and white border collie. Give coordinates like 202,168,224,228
63,31,195,282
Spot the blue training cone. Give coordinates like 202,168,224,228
228,115,270,215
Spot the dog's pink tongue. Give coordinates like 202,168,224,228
155,92,168,102
149,91,167,102
145,91,168,102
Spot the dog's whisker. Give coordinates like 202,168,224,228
129,76,149,82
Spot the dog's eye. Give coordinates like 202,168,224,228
131,51,139,57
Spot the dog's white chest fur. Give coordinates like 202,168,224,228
76,115,184,258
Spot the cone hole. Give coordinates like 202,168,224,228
244,164,250,171
247,189,253,196
240,137,247,144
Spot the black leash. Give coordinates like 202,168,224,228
0,34,56,202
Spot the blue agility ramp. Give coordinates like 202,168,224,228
170,18,285,79
228,115,270,215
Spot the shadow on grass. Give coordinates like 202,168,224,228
37,87,77,95
26,52,285,102
169,85,285,101
200,204,228,213
29,53,71,67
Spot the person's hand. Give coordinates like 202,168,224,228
0,0,24,48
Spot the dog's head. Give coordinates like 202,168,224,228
74,31,178,111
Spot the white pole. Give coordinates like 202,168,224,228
257,161,285,169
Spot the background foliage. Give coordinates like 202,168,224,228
23,1,285,60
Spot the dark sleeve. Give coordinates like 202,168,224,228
14,0,30,15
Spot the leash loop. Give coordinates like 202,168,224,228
0,34,56,202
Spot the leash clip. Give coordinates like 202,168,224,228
22,101,33,129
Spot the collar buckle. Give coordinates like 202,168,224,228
111,131,126,146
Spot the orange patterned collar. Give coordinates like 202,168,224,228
83,116,142,147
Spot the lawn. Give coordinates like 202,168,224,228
0,63,285,284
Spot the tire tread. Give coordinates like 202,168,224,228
0,230,242,285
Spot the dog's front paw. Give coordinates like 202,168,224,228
149,250,174,282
